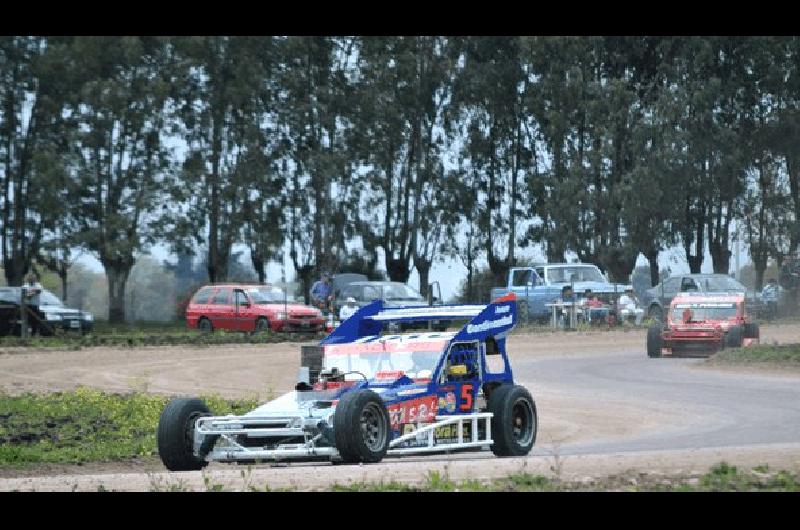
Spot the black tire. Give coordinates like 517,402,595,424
198,317,213,333
333,389,390,464
648,304,663,323
157,398,215,471
254,317,270,334
647,324,663,358
726,325,744,348
487,384,537,457
744,322,760,340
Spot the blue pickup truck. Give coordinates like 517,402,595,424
489,263,630,321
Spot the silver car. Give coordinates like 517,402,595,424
641,274,758,322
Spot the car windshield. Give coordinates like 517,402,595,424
672,302,738,322
700,276,746,292
381,284,424,301
323,350,441,380
246,287,296,303
547,266,605,284
39,290,64,307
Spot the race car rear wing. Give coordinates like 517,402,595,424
321,293,518,345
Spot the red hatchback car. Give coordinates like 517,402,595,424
186,284,326,333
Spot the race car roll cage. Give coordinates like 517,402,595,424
193,294,519,463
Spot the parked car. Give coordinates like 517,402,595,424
646,292,759,358
186,284,326,333
333,281,448,331
0,286,93,336
490,263,630,322
641,274,760,322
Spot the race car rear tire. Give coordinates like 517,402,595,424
744,323,760,340
157,398,215,471
488,384,537,457
647,324,663,358
333,389,390,464
726,325,744,348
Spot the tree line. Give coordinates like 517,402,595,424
2,36,799,322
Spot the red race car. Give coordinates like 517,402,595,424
646,292,760,358
186,284,327,334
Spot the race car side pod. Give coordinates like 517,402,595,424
387,413,494,456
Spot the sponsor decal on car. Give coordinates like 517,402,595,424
438,392,457,413
434,422,472,443
387,395,437,429
465,314,513,334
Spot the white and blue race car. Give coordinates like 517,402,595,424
156,293,537,469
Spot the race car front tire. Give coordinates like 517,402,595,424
726,325,744,348
333,389,390,464
488,384,537,457
647,324,663,358
744,323,760,340
157,398,215,471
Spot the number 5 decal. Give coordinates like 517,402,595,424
460,384,474,411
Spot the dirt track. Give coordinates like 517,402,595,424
1,323,799,491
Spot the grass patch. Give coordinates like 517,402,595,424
710,343,800,365
0,388,258,467
323,464,798,492
0,322,322,350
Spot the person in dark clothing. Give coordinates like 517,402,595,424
310,273,334,314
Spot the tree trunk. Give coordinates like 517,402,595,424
106,265,132,323
60,270,68,303
251,250,265,284
386,258,411,283
645,249,660,288
295,265,314,305
417,261,430,300
753,259,767,292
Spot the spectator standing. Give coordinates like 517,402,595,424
21,273,44,335
761,279,780,319
310,273,334,314
339,297,359,321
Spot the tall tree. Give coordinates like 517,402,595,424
173,37,277,283
0,37,72,285
68,36,175,322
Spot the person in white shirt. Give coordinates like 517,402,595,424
22,272,44,335
618,288,644,325
339,297,359,321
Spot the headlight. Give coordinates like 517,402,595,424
44,313,62,321
276,312,287,320
83,313,94,322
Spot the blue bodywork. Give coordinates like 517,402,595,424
317,294,518,440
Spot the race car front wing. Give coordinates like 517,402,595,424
195,412,495,462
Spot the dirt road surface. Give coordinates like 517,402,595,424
1,323,799,491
